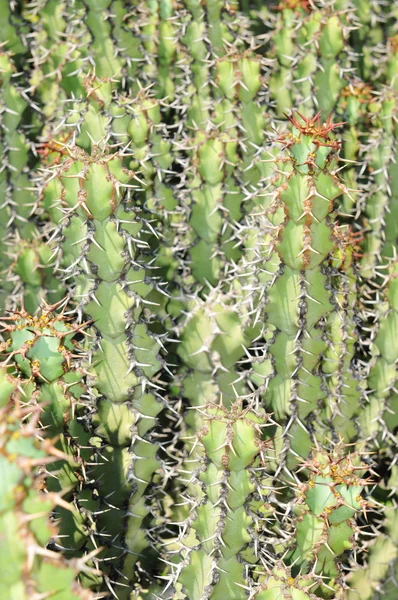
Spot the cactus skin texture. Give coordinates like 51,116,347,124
0,50,61,314
1,2,398,599
0,395,96,600
174,401,272,600
242,112,363,472
254,565,317,600
285,445,369,598
39,141,166,597
260,1,357,118
0,301,103,587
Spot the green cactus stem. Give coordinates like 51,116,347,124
285,444,370,597
0,396,97,600
238,112,363,472
173,401,274,600
39,141,167,597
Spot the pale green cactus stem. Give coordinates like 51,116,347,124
43,77,175,287
359,260,398,442
40,142,166,597
356,93,398,453
23,0,89,125
259,0,356,118
155,6,270,541
173,401,274,600
241,112,361,471
253,565,317,600
357,262,398,598
125,88,175,266
195,49,268,282
0,394,97,600
386,35,398,92
345,503,398,599
0,301,102,584
322,229,365,444
0,50,64,313
154,3,270,438
24,0,156,143
25,0,180,117
284,445,369,597
161,288,265,566
334,80,374,216
373,502,398,599
359,91,397,279
80,0,122,79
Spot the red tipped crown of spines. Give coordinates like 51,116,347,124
277,111,345,149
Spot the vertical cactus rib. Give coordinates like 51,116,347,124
40,141,167,597
173,402,273,600
0,300,103,585
0,49,62,313
255,0,357,119
241,112,363,473
0,362,97,599
0,1,397,599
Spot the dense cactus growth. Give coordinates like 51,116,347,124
0,1,397,599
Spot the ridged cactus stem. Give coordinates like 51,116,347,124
0,50,61,313
0,395,97,600
41,142,166,596
0,299,102,582
285,444,370,597
259,0,357,118
241,112,364,473
173,401,273,600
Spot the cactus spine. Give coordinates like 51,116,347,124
0,376,96,599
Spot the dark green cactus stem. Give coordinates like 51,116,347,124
0,0,29,58
111,0,180,100
0,396,97,600
157,0,264,288
0,50,61,313
350,0,394,83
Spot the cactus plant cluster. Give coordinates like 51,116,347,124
0,1,397,599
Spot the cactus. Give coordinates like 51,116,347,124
0,394,96,600
0,300,104,587
38,140,168,597
284,445,369,597
1,1,398,599
256,1,358,118
235,112,364,472
0,49,57,313
173,401,274,600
